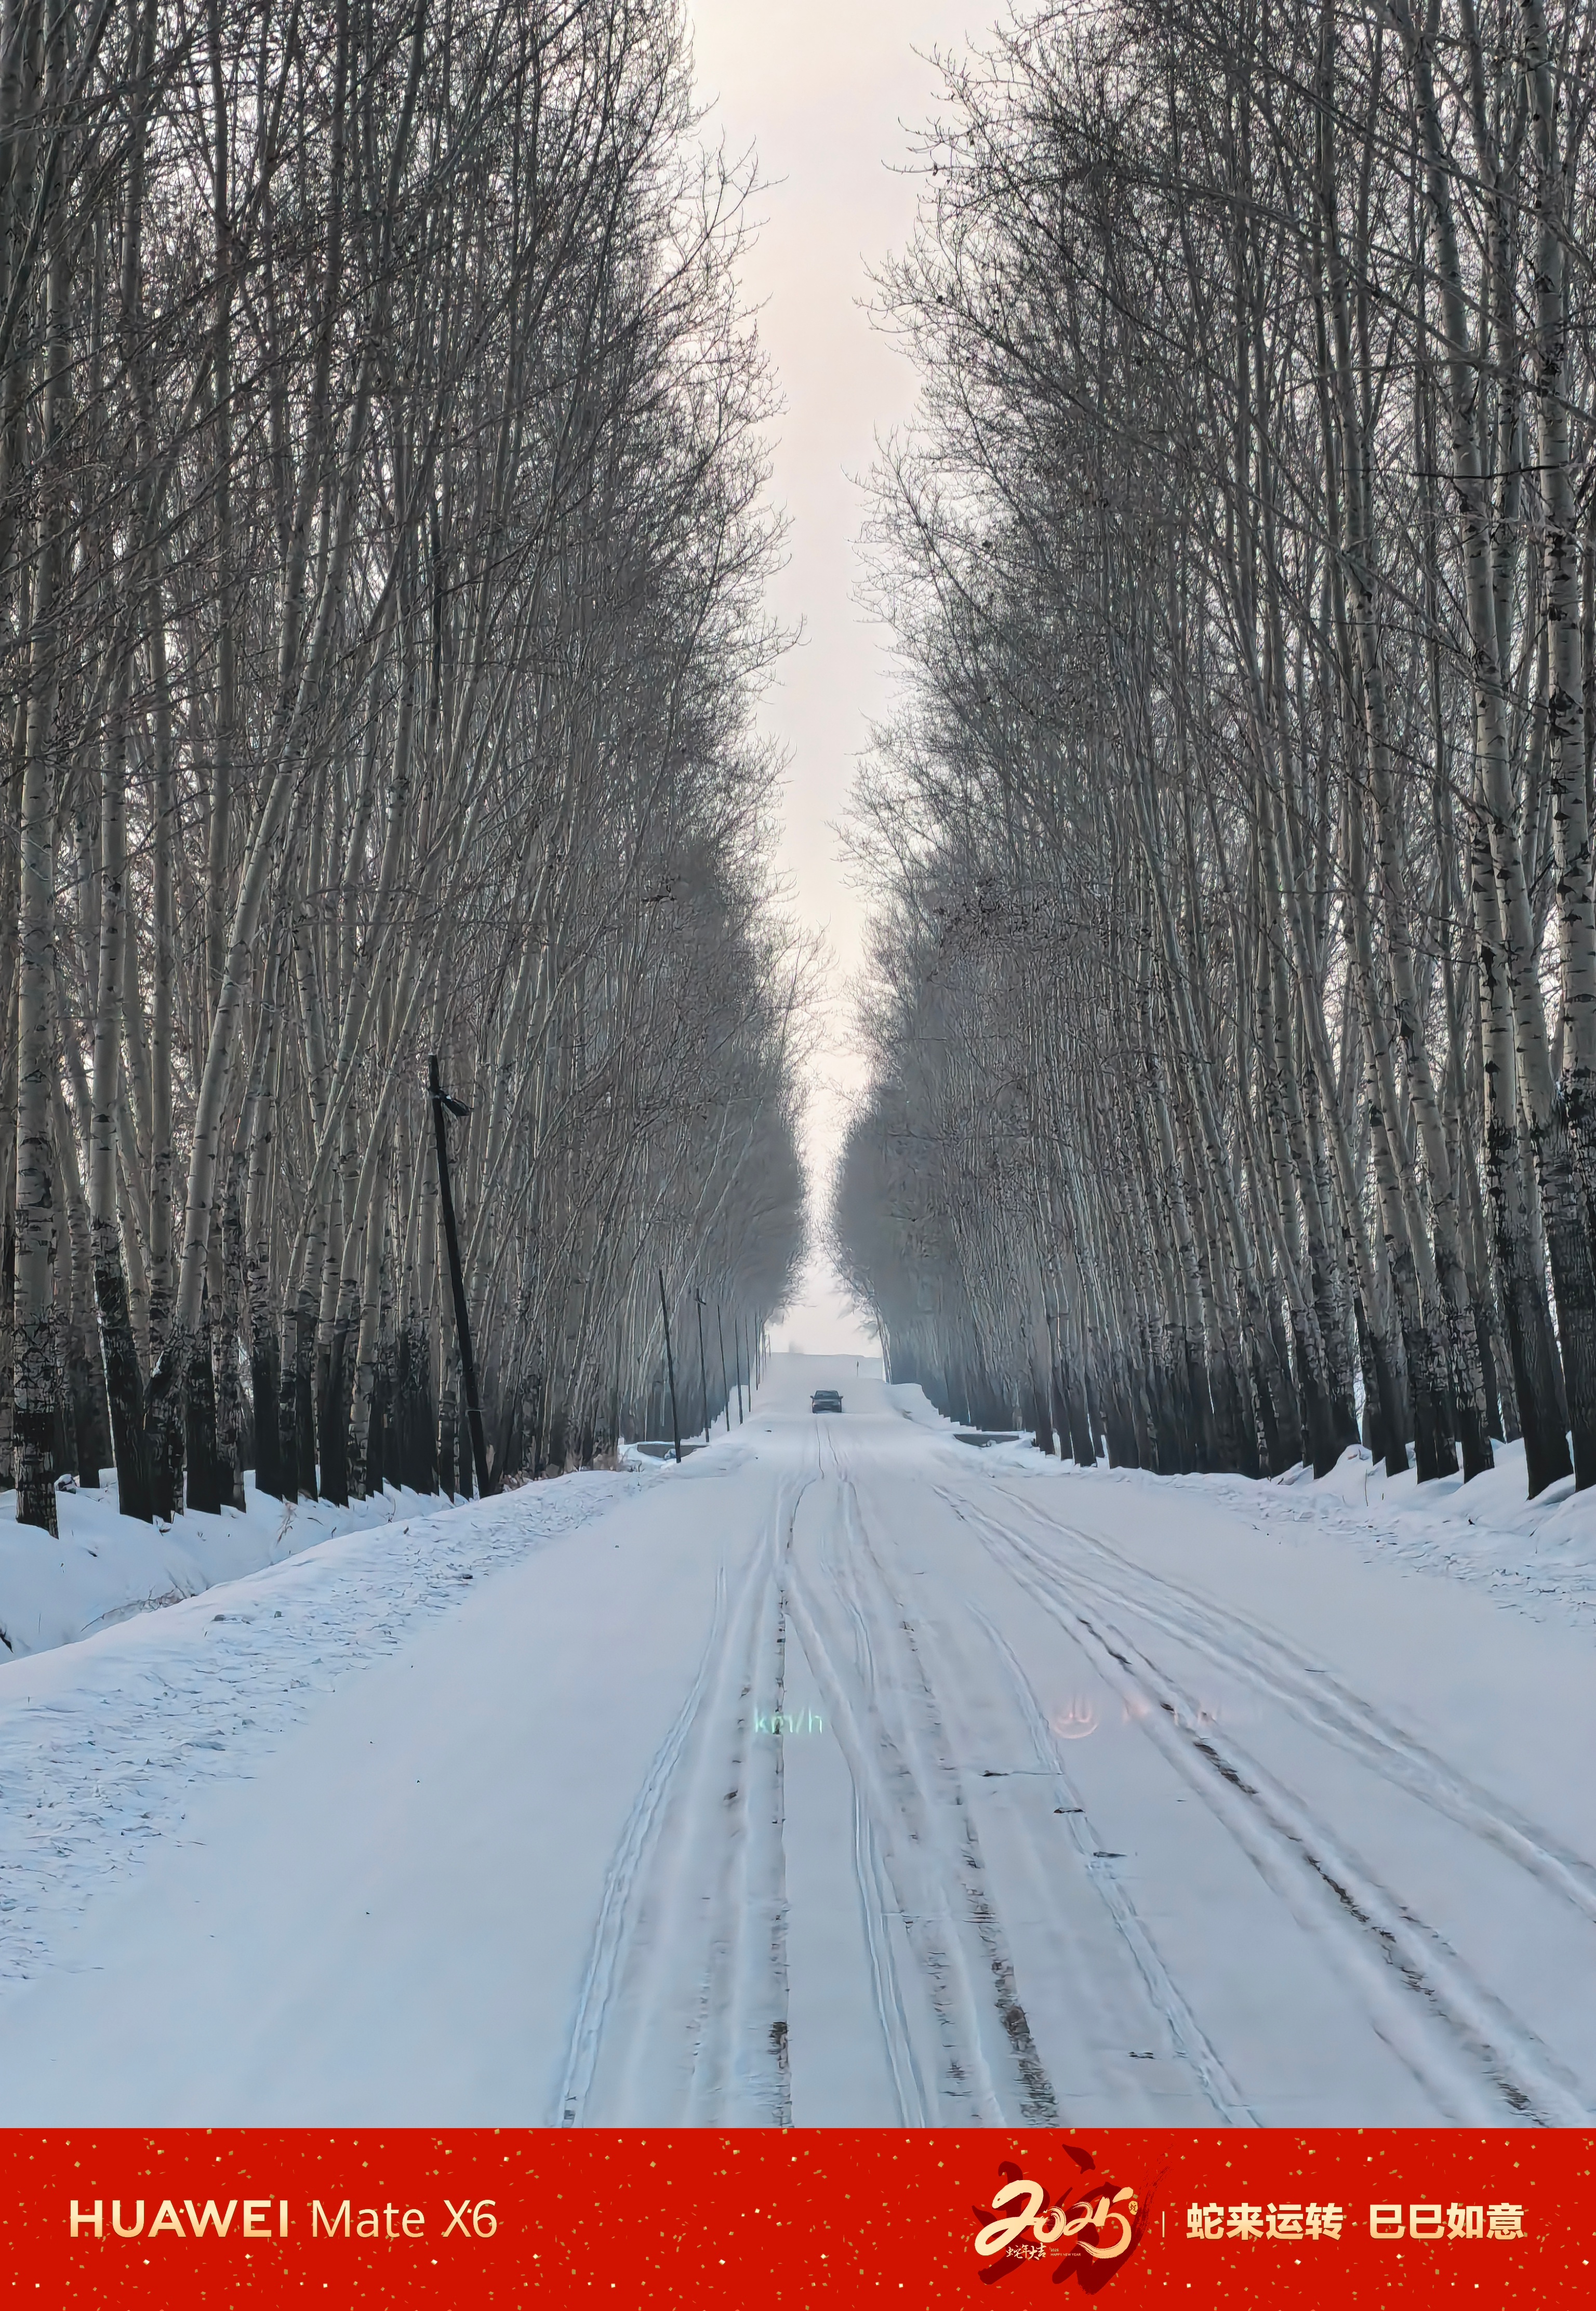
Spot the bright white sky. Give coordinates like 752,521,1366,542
686,0,985,1355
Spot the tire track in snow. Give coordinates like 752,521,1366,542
834,1458,1062,2121
839,1488,1062,2122
781,1555,1007,2121
559,1475,806,2124
984,1481,1596,1929
687,1510,794,2126
948,1489,1588,2124
792,1432,1058,2123
811,1467,932,2124
851,1780,929,2123
556,1561,732,2125
965,1602,1255,2123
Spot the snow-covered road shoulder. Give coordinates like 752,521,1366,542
0,1468,647,1991
985,1434,1596,1632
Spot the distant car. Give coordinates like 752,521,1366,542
811,1390,844,1414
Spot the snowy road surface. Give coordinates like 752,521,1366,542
1,1355,1593,2126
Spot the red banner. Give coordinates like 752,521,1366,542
3,2129,1590,2307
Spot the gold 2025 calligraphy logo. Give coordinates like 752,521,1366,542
973,2150,1150,2290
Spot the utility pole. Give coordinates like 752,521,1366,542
1045,1310,1060,1456
658,1269,683,1464
695,1289,711,1443
429,1056,494,1500
716,1302,732,1433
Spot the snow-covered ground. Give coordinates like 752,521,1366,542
0,1354,1591,2127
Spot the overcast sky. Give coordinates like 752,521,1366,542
686,0,985,1356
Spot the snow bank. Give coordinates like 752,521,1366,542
0,1474,501,1664
0,1460,662,1667
1000,1437,1596,1632
879,1380,1596,1631
1258,1440,1596,1627
883,1382,948,1427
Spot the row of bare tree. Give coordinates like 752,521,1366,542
834,0,1596,1498
0,0,805,1534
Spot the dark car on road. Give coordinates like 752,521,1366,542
811,1389,844,1414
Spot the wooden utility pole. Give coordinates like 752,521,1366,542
429,1057,494,1500
716,1301,732,1433
659,1269,683,1463
695,1289,711,1442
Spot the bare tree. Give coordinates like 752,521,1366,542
837,0,1596,1500
3,0,805,1528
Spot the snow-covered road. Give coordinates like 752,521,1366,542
1,1355,1592,2127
